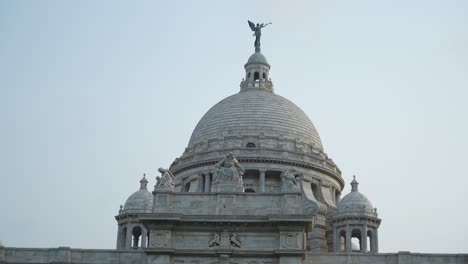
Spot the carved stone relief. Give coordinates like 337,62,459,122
208,230,241,249
149,230,170,248
280,232,301,249
173,257,217,264
228,258,278,264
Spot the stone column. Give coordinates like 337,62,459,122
141,228,147,248
374,229,379,253
259,169,266,192
345,225,351,253
204,173,211,192
126,225,133,249
362,225,368,253
116,225,121,249
332,226,338,253
0,245,4,263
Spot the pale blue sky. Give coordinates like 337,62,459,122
1,0,467,253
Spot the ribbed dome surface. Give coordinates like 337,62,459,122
123,189,153,213
246,52,269,66
188,89,323,150
336,191,374,214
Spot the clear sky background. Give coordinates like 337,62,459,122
1,0,467,253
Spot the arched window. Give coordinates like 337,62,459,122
311,183,321,201
339,230,346,252
132,226,142,249
184,182,191,192
262,72,266,80
147,230,150,248
254,72,260,81
351,229,362,252
245,188,256,193
246,142,256,148
335,190,341,204
248,72,251,79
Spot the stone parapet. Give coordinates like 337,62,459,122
305,252,468,264
150,192,309,216
0,248,145,264
3,248,466,264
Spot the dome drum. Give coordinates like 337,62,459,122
170,157,344,196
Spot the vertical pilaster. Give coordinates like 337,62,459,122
259,169,266,192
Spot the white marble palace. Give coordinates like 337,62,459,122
1,24,466,264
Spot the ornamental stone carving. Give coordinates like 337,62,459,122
280,169,301,192
155,168,175,191
212,153,245,192
208,230,241,249
280,232,301,249
149,230,170,248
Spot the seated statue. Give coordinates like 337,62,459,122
280,169,301,192
213,152,245,186
155,167,175,191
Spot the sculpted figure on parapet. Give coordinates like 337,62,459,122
213,152,245,185
155,167,175,191
280,169,301,192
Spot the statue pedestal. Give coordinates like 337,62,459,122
211,183,244,193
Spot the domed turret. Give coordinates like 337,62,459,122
332,176,381,254
335,176,375,216
246,52,270,67
115,175,152,250
123,174,153,213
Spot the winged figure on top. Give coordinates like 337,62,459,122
248,20,272,52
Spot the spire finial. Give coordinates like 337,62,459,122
351,175,359,192
140,173,148,190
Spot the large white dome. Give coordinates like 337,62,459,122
188,89,323,151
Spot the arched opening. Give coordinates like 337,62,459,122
339,230,346,252
351,229,362,252
247,72,251,79
132,226,142,249
246,142,256,148
245,188,256,193
254,71,260,81
262,72,266,80
334,190,341,204
147,230,150,248
121,226,127,249
311,183,321,201
184,182,191,192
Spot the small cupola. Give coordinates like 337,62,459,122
240,51,274,93
332,176,381,254
122,174,153,213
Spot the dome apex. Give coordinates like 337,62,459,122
245,52,270,67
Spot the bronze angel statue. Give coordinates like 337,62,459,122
248,20,272,51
